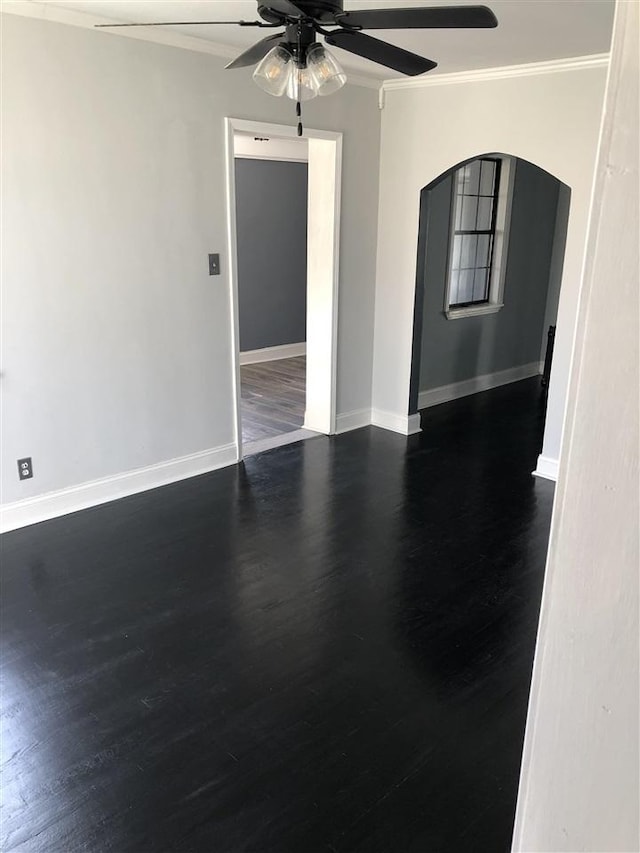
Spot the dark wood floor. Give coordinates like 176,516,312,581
1,378,553,852
240,356,306,443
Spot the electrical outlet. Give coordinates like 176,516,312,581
208,253,220,276
17,457,33,480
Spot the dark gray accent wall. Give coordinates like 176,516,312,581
235,158,308,352
540,183,571,362
419,159,563,392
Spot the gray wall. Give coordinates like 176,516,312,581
1,12,381,506
418,159,563,392
235,158,307,352
540,182,571,362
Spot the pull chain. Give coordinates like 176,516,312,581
296,25,304,137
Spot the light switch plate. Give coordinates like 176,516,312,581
209,253,220,276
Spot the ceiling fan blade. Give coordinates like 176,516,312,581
225,33,285,69
336,5,498,29
95,20,265,28
325,30,437,76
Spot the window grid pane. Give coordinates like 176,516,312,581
479,159,496,196
451,234,462,271
460,195,478,230
477,197,493,230
449,270,458,304
459,234,477,269
473,268,489,302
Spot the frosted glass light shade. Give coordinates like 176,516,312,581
306,44,347,96
252,45,293,97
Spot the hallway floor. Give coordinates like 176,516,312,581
1,378,554,852
240,355,306,443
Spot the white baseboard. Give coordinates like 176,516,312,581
371,409,422,436
336,407,423,436
239,342,306,365
407,413,422,435
418,362,541,409
335,408,372,434
0,443,238,534
533,454,559,482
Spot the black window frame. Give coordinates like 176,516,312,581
447,157,502,309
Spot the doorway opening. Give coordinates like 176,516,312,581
224,119,342,460
408,154,571,461
234,134,309,450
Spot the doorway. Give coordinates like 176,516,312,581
408,154,571,438
224,118,342,460
234,136,308,450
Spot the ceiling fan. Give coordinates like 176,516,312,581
96,2,498,133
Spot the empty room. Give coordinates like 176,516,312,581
1,1,637,852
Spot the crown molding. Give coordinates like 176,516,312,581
1,0,381,90
382,53,610,92
341,73,381,91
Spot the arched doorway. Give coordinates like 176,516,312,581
409,154,571,441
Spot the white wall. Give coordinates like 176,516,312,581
234,133,308,162
372,58,608,474
513,1,639,848
0,11,380,522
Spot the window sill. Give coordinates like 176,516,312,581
445,303,504,320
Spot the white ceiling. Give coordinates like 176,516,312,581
34,0,615,80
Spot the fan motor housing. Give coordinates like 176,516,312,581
258,1,344,25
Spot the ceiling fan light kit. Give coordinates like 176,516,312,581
96,1,497,133
254,42,347,100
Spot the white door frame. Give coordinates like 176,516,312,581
224,117,343,460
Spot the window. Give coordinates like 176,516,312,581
444,157,512,319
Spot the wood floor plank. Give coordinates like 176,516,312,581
240,356,306,443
